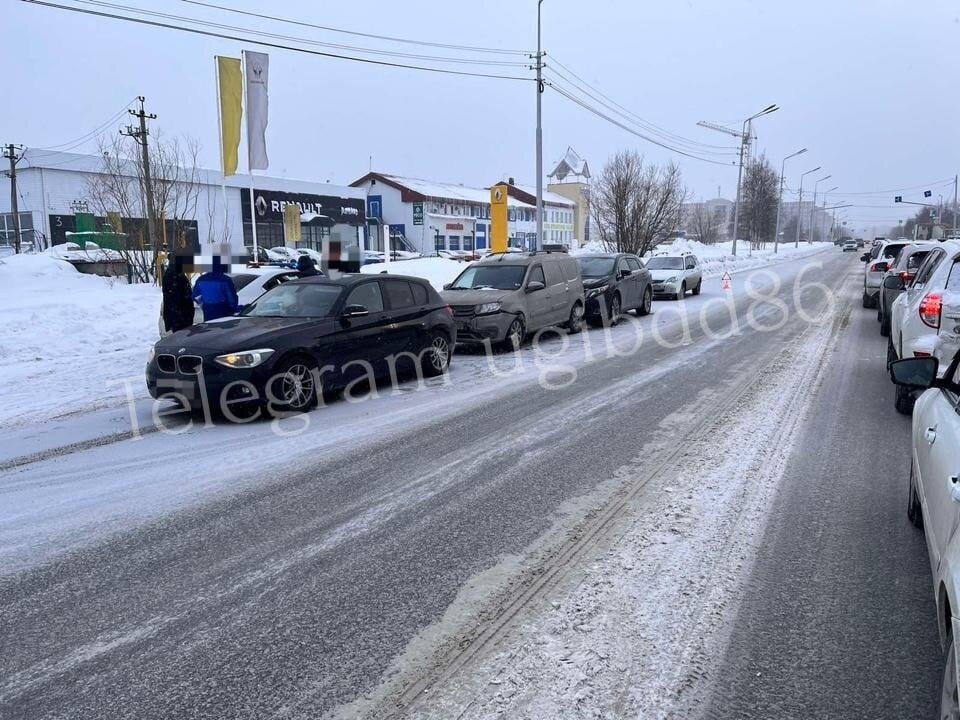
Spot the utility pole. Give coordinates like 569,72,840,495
697,104,778,256
954,174,958,235
534,0,544,250
810,175,831,244
121,96,159,253
3,144,24,253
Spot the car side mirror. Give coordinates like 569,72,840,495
860,253,871,262
883,274,905,290
526,280,546,293
619,269,632,278
443,283,452,290
342,304,369,319
889,356,939,388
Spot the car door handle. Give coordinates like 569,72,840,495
925,425,938,444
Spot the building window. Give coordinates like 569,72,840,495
0,212,33,244
448,235,461,250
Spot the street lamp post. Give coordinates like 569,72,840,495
810,175,832,244
774,148,807,254
795,166,821,248
821,185,838,241
534,0,544,250
730,104,778,257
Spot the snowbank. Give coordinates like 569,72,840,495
0,254,161,427
360,256,466,291
574,239,831,277
45,242,124,263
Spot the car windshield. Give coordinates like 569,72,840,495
646,256,684,270
243,283,342,318
578,257,617,277
450,265,526,290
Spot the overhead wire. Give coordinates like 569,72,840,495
545,81,736,166
179,0,533,56
21,0,535,81
34,97,138,152
71,0,529,67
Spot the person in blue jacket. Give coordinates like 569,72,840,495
192,255,239,321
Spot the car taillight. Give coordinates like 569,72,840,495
899,271,915,284
919,293,943,329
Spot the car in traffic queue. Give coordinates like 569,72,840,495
147,274,455,415
862,239,910,308
646,252,703,300
889,239,960,413
576,253,653,326
842,239,858,252
878,242,938,337
440,251,585,349
889,351,960,720
157,266,302,336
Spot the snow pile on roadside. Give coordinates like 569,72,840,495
667,238,832,277
0,254,161,427
360,256,466,291
45,242,124,262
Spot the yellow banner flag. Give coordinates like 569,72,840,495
284,203,302,243
217,56,242,176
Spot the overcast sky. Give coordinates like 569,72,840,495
7,0,960,235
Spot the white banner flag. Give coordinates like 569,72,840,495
244,51,269,170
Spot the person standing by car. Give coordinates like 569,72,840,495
296,254,321,277
193,255,239,321
161,252,195,334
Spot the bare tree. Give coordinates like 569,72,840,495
685,202,723,245
739,154,780,249
86,132,203,282
590,150,686,256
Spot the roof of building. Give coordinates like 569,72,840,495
548,147,590,181
351,172,573,208
19,149,365,198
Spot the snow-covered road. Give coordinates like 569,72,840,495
1,248,852,720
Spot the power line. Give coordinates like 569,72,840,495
545,81,735,166
21,0,535,82
180,0,533,56
71,0,529,68
35,97,138,152
546,54,737,153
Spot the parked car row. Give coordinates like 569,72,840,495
147,249,704,415
872,237,960,717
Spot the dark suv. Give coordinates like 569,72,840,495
577,253,653,325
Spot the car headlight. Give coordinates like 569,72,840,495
586,285,609,298
664,276,678,283
148,347,156,363
214,348,275,369
476,302,502,315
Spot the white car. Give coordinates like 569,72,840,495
890,239,960,412
158,266,301,336
862,239,910,308
890,352,960,719
646,252,703,300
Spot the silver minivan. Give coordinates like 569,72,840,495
441,251,585,348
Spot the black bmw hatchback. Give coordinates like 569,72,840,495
147,274,455,414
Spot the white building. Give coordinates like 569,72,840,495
350,172,576,254
0,149,369,254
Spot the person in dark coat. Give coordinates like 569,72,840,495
192,255,239,321
296,254,321,277
161,253,196,333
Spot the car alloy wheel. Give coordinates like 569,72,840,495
275,360,316,412
943,635,960,720
426,333,450,376
567,303,585,334
505,316,526,351
608,294,622,326
639,287,652,316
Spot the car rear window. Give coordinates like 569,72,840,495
882,243,907,259
383,280,416,309
230,274,259,291
947,261,960,293
906,251,931,271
